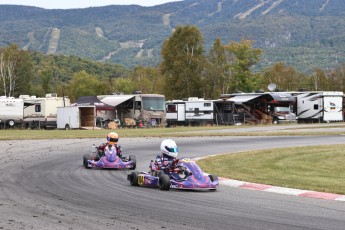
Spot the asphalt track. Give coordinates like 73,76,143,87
1,135,345,230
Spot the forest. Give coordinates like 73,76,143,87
1,0,345,73
1,25,345,102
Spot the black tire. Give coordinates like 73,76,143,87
208,174,218,182
93,153,100,161
129,171,139,186
157,170,165,177
272,117,279,124
158,174,171,191
83,154,91,169
7,120,15,127
128,155,136,170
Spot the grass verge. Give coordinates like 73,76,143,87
1,124,345,140
198,145,345,195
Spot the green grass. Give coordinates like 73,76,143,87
198,145,345,195
1,123,345,140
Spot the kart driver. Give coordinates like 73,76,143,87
98,132,123,160
150,139,179,174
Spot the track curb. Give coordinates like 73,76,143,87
193,156,345,202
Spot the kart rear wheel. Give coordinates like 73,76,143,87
83,154,91,169
208,174,218,182
129,155,136,170
158,174,170,191
129,171,139,186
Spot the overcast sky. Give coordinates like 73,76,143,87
0,0,182,9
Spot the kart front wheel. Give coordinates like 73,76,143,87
83,155,91,169
129,155,136,170
129,171,139,186
158,174,171,191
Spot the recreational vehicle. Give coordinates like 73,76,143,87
220,92,297,124
291,91,343,122
0,96,24,128
23,93,70,129
166,97,214,126
97,93,166,127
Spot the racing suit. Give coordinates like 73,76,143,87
98,143,122,159
150,153,178,174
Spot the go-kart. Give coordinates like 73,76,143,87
83,144,136,170
127,158,219,191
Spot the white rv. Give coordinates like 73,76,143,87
0,96,24,128
57,105,96,129
291,91,343,122
23,93,70,129
166,97,214,126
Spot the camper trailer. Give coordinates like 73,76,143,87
23,93,70,129
220,92,297,124
166,97,214,126
0,96,24,128
291,91,343,122
97,93,166,127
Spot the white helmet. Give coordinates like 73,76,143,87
160,139,178,158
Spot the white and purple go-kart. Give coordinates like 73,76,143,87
83,144,136,170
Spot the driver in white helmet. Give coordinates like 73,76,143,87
150,139,179,175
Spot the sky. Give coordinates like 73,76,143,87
0,0,182,9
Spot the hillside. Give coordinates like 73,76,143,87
1,0,345,73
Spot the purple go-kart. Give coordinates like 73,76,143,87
127,158,219,191
83,145,136,170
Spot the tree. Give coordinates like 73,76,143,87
260,62,307,91
224,39,262,92
67,71,106,102
130,66,165,94
205,38,230,98
0,44,33,97
160,25,206,99
109,77,136,94
41,70,53,94
310,68,328,91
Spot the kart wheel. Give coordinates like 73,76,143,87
83,154,91,169
208,174,218,182
157,170,164,177
158,174,170,191
129,155,136,170
129,171,139,186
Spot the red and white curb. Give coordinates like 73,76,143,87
219,178,345,202
192,156,345,202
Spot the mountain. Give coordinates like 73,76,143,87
1,0,345,73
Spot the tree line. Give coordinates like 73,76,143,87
1,25,345,101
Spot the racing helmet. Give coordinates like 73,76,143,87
107,132,119,145
160,139,178,158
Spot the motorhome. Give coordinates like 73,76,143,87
290,91,343,122
0,96,24,128
166,97,214,126
97,93,166,127
23,93,70,129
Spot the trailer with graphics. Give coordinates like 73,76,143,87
0,96,24,128
220,92,297,124
291,91,343,122
166,97,214,126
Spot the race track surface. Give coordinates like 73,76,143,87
1,136,345,229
